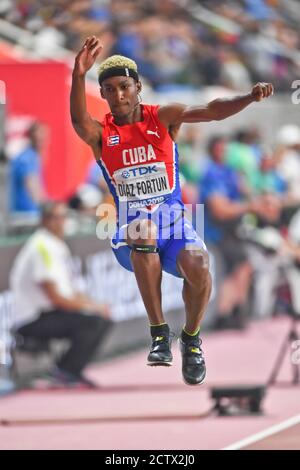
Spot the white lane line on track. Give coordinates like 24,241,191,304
222,413,300,450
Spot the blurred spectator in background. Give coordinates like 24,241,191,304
68,160,112,213
178,126,202,185
177,126,202,205
219,47,252,91
8,121,46,215
250,148,287,196
10,201,113,388
245,192,284,319
275,124,300,209
201,135,263,329
280,209,300,317
225,128,260,196
84,159,111,205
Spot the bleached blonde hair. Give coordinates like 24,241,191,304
98,55,138,79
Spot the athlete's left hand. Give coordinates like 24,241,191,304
251,82,274,101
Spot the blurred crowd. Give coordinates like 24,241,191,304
1,0,300,91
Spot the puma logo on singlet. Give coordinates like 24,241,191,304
147,129,160,138
122,145,157,166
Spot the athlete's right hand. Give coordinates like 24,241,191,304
74,36,103,76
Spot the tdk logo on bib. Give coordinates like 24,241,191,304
121,170,131,178
122,166,158,178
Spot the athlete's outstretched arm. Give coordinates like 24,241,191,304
70,36,102,149
158,82,274,127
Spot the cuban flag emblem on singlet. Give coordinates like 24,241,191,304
107,135,120,146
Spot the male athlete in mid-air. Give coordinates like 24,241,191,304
71,36,273,385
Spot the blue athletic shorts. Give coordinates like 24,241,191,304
111,213,207,279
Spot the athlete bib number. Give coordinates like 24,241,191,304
113,162,172,208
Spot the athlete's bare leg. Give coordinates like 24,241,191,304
126,219,165,326
176,248,212,334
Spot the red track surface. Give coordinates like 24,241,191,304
0,317,300,450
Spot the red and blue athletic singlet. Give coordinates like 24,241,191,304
98,104,183,222
97,103,206,278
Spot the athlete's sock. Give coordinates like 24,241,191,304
150,323,170,338
181,325,200,344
